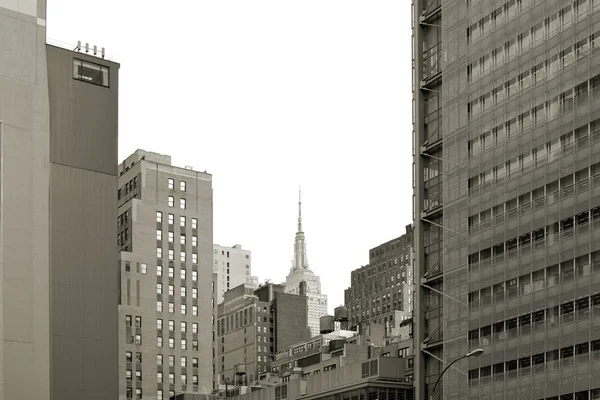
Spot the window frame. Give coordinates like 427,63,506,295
73,58,110,87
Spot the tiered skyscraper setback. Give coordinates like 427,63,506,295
284,190,327,337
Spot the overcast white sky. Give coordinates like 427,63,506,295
47,0,413,312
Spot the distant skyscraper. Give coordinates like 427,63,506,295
213,244,258,304
284,189,328,337
0,3,119,397
117,150,213,399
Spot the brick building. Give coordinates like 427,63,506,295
344,226,414,333
216,283,310,390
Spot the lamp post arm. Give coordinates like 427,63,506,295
430,354,468,400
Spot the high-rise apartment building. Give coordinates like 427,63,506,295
413,1,600,399
213,244,258,304
216,283,310,389
344,226,414,333
284,191,328,337
117,150,213,399
0,2,119,398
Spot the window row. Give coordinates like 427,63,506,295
469,252,600,309
123,261,148,275
467,0,538,44
156,336,200,350
157,230,198,246
469,103,599,157
156,248,198,263
125,351,142,363
468,206,600,266
117,229,129,247
469,138,600,199
117,209,130,227
469,294,600,348
126,334,143,345
118,175,139,201
468,0,594,83
467,0,595,46
124,387,142,400
156,301,202,315
468,32,600,120
125,315,142,328
469,159,600,231
156,212,198,229
258,345,268,353
156,371,199,385
167,178,187,192
157,353,199,368
168,196,187,209
469,117,600,195
467,339,600,380
525,391,599,400
156,284,199,298
468,78,600,171
155,266,199,281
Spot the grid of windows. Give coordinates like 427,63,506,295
123,172,208,397
413,0,600,399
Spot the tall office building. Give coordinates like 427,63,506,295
0,1,119,398
284,190,328,337
117,150,213,399
413,1,600,399
344,226,414,334
213,244,258,304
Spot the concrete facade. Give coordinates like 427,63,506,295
213,244,257,304
0,2,51,399
117,150,213,399
48,44,120,400
413,1,600,399
344,226,414,334
0,1,120,397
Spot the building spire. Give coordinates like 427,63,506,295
292,187,309,271
298,186,302,232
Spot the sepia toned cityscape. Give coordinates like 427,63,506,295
1,0,600,400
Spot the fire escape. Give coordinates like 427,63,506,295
417,0,445,398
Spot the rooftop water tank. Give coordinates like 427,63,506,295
334,305,349,321
320,315,334,334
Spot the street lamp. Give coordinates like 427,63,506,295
429,348,484,400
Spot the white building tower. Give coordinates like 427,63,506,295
284,189,328,337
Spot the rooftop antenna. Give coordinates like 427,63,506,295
93,45,97,56
101,47,105,59
75,41,81,52
85,42,89,53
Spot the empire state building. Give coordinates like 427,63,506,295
284,189,328,337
